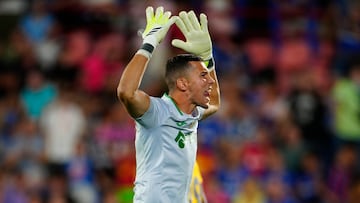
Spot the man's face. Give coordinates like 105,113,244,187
186,61,215,109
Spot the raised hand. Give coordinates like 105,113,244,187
141,6,177,53
172,11,212,61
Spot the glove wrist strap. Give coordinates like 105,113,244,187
137,32,159,58
136,42,155,59
136,43,154,59
141,43,155,53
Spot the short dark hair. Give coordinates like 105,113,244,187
165,54,202,90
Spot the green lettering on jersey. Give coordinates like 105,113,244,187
175,131,193,148
175,131,185,148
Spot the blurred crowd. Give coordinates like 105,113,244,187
0,0,359,202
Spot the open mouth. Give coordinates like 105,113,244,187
206,86,212,95
204,89,211,97
204,90,211,103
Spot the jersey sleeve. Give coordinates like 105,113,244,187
135,97,167,128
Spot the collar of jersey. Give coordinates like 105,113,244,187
163,93,183,116
162,93,201,119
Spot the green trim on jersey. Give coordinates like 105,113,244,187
164,93,183,115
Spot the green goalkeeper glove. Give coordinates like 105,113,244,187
138,6,177,58
172,11,214,69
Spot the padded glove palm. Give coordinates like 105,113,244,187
172,11,212,61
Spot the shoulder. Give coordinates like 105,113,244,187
149,96,171,113
135,96,171,127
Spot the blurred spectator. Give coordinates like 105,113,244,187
287,69,333,170
33,22,62,70
240,127,271,177
276,38,312,93
1,28,33,68
276,121,307,173
94,102,135,194
1,170,28,203
204,176,230,203
67,141,97,203
244,38,274,74
232,177,266,203
3,118,45,190
218,72,257,143
204,0,241,75
80,33,126,94
43,173,74,203
0,0,28,15
0,91,25,140
20,68,57,121
199,71,252,149
19,0,55,44
92,102,134,167
49,29,91,86
331,59,360,161
264,177,298,203
95,101,134,142
101,188,121,203
253,67,288,131
348,172,360,203
294,152,327,203
113,147,136,203
332,0,360,76
327,145,357,203
216,142,248,199
39,82,86,177
0,29,31,90
58,29,91,65
334,0,360,53
262,149,297,203
198,114,224,150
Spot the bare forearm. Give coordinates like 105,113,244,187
117,54,148,100
209,69,220,108
116,53,152,118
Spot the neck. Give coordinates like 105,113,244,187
168,91,196,115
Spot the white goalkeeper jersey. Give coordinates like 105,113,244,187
133,94,205,203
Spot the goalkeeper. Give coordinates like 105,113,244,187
117,6,220,203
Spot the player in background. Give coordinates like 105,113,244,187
189,161,208,203
117,6,220,203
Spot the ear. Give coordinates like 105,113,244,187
176,77,188,91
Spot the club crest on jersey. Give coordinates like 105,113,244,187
176,121,186,127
